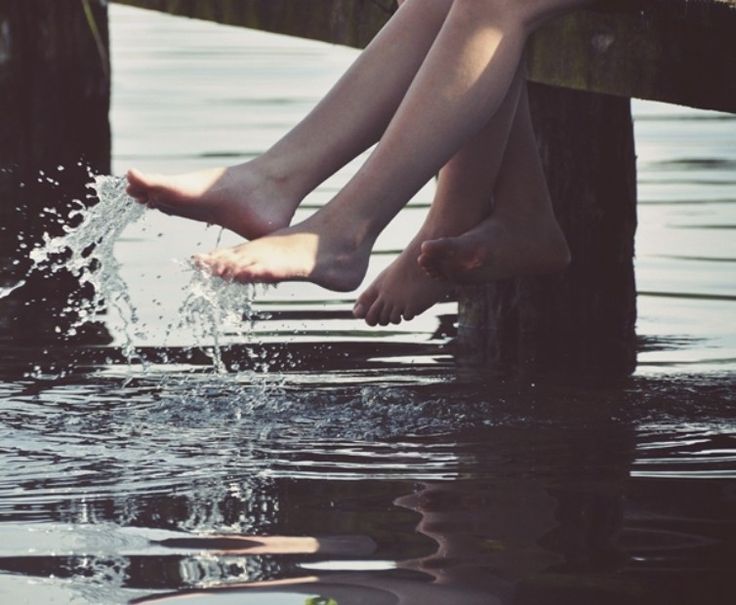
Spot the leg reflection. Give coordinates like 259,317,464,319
132,479,561,604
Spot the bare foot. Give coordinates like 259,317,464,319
418,213,571,283
194,218,373,292
353,236,454,326
126,161,299,240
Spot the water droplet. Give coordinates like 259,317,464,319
0,280,26,300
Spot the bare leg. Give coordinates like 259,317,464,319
198,0,591,290
354,69,525,326
418,83,570,283
126,0,455,240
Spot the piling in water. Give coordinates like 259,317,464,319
458,84,638,377
0,0,111,344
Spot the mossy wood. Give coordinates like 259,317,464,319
115,0,736,112
0,0,111,344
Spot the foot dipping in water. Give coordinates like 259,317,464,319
128,0,589,323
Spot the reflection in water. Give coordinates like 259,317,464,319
0,361,733,604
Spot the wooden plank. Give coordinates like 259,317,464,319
114,0,391,47
113,0,736,112
528,0,736,112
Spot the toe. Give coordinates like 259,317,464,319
389,307,403,325
420,238,452,257
127,170,173,201
193,252,225,274
354,282,380,319
353,303,367,320
126,169,150,201
420,238,460,280
126,168,145,187
202,261,223,278
365,299,384,327
192,253,209,269
403,302,421,322
417,253,443,280
378,305,393,327
416,252,433,272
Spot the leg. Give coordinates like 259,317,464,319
198,0,591,290
418,82,571,282
126,0,455,240
354,68,525,326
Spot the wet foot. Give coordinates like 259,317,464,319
418,212,570,283
194,219,372,292
353,235,455,326
126,162,299,240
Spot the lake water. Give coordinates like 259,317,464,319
0,5,734,604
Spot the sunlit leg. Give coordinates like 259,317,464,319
196,0,591,293
354,68,524,326
126,0,455,240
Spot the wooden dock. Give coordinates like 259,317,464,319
114,0,736,112
1,0,734,372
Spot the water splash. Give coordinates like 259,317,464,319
10,175,264,374
21,177,145,357
173,266,264,373
0,279,26,300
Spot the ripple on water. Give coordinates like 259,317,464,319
633,424,736,479
3,367,734,529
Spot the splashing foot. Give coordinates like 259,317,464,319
418,212,571,283
194,219,373,293
126,162,299,240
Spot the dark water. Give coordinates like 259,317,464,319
0,6,734,604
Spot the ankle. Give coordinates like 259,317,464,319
248,154,309,203
306,211,377,255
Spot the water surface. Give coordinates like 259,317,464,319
0,5,734,604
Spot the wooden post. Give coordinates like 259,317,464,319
458,84,638,377
0,0,111,344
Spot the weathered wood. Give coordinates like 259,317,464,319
114,0,736,112
115,0,391,47
458,84,638,377
0,0,112,344
529,0,736,113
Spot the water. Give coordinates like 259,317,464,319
0,5,734,604
8,174,266,373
